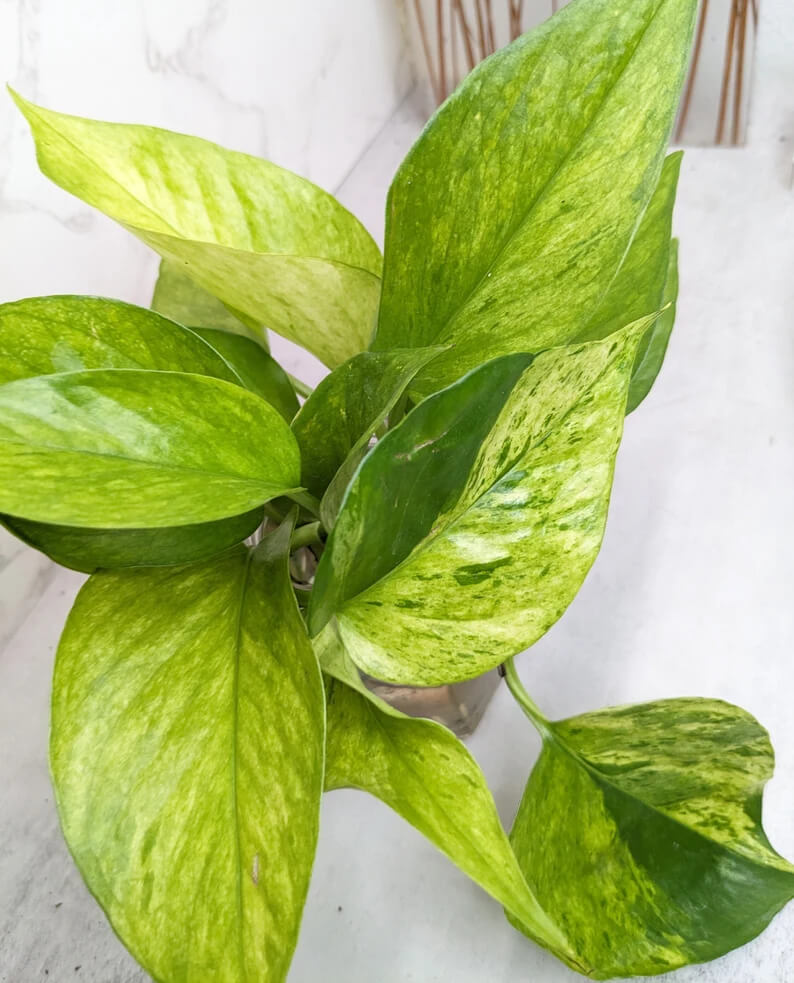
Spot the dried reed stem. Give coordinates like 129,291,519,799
451,0,460,84
436,0,448,101
472,0,488,60
484,0,497,53
453,0,477,72
732,0,748,145
716,0,739,144
413,0,441,104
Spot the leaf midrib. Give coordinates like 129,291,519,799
0,434,294,487
231,550,254,982
422,0,666,348
142,225,384,281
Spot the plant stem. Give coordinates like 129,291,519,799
288,373,314,399
287,489,322,518
290,521,322,551
502,657,550,736
263,501,287,524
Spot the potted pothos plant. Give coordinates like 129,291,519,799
3,0,793,979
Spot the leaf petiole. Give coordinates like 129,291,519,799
288,373,314,399
287,489,322,518
290,521,322,551
502,658,551,737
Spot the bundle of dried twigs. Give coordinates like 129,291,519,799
409,0,757,146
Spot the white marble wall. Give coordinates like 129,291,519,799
0,0,413,644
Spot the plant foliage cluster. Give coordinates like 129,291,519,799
4,0,793,979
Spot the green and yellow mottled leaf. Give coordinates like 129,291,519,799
12,92,382,367
2,508,263,573
509,697,794,978
0,295,240,385
51,520,325,983
309,320,648,685
372,0,696,397
0,370,300,528
192,327,298,422
324,675,582,971
151,257,263,340
627,238,679,412
290,348,443,527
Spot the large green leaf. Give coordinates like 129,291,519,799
12,92,382,367
151,258,263,340
0,369,300,527
51,522,326,983
323,675,584,972
372,0,696,396
290,348,443,526
0,295,240,385
2,508,262,573
626,238,679,412
192,327,298,422
309,320,647,685
509,697,794,978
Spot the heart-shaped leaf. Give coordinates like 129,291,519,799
0,295,240,385
0,369,300,527
2,508,263,572
51,520,325,983
290,348,443,526
372,0,696,396
309,320,647,685
12,92,382,367
192,327,298,422
323,671,583,972
152,257,263,340
509,697,794,978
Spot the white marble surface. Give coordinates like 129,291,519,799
2,1,794,981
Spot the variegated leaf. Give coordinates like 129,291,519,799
51,520,326,983
151,257,263,340
324,673,584,973
0,370,300,527
191,327,298,422
509,697,794,978
13,92,381,367
372,0,696,397
0,295,240,385
309,319,649,685
1,509,263,573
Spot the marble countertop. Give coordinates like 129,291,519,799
3,2,794,980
